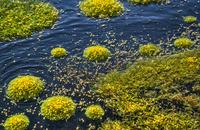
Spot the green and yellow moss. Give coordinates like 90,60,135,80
85,105,105,119
3,114,30,130
6,75,45,102
51,47,68,58
98,120,131,130
79,0,124,18
128,0,168,5
174,37,194,48
40,96,76,121
139,43,160,56
0,0,59,42
83,45,111,61
183,16,197,23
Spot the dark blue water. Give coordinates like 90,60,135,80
0,0,200,129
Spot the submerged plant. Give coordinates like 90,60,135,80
51,47,68,58
128,0,168,5
85,105,105,119
40,96,76,121
83,45,111,61
3,114,30,130
139,43,161,56
0,0,59,42
183,16,197,23
6,75,45,102
79,0,124,18
174,37,194,48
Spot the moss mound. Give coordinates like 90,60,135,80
128,0,168,5
79,0,124,18
174,37,194,48
51,47,68,58
139,43,160,56
183,16,197,23
98,120,131,130
3,114,30,130
85,105,105,119
40,96,76,121
6,75,45,102
95,48,200,129
0,0,59,42
83,45,111,61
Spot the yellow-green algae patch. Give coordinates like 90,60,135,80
79,0,124,19
6,75,45,102
83,45,111,61
3,114,30,130
128,0,168,5
40,96,76,121
183,16,197,23
174,37,194,48
0,0,59,42
85,105,105,119
94,48,200,129
51,47,68,58
139,43,161,56
98,120,131,130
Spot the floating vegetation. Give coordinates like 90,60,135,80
198,23,200,27
0,0,59,42
51,47,68,58
183,16,197,23
40,96,76,121
79,0,124,18
94,48,200,129
85,105,105,120
3,114,30,130
174,37,194,48
98,120,131,130
6,75,45,102
83,45,111,61
128,0,168,5
139,43,161,56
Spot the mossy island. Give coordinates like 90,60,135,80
183,16,197,23
85,105,105,120
51,47,68,58
40,96,76,121
83,45,111,61
6,75,45,102
128,0,168,5
174,37,194,48
3,114,30,130
79,0,124,19
139,43,161,56
0,0,59,42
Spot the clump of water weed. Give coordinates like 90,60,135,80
183,16,197,23
85,105,105,119
174,37,194,48
51,47,68,58
139,43,161,56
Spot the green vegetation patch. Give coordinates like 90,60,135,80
174,37,194,48
40,96,76,121
0,0,59,42
95,48,200,129
3,114,30,130
183,16,197,23
128,0,168,5
51,47,68,58
85,105,105,119
6,75,45,102
139,43,161,56
79,0,124,18
98,120,131,130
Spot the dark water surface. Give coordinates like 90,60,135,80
0,0,200,129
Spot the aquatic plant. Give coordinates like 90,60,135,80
79,0,124,18
98,120,131,130
0,0,59,42
128,0,168,5
174,37,194,48
183,16,197,23
94,48,200,129
198,23,200,27
51,47,68,58
3,114,30,130
40,96,76,121
139,43,160,56
83,45,111,61
6,75,45,102
85,105,105,119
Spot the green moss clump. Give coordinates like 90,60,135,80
3,114,30,130
139,43,160,56
198,23,200,28
83,45,111,61
128,0,167,5
0,0,59,42
174,37,194,48
85,105,105,119
51,47,68,58
6,75,45,102
98,120,131,130
183,16,197,23
79,0,124,18
40,96,76,121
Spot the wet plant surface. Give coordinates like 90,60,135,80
0,0,200,130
